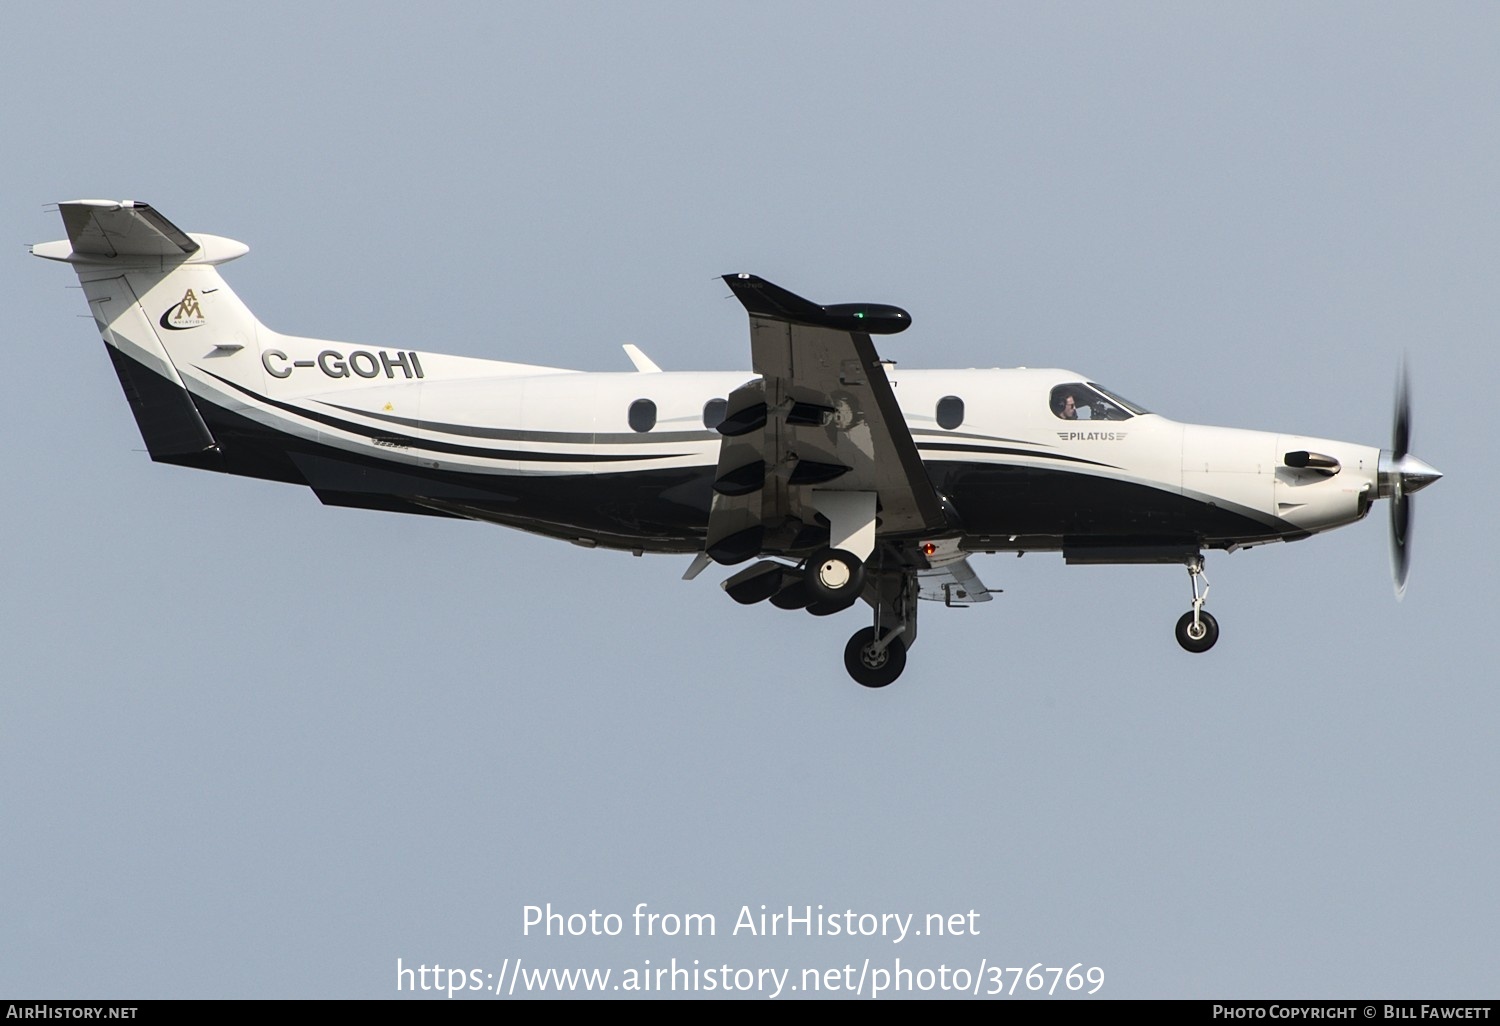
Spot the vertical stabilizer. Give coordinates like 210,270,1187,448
34,201,256,467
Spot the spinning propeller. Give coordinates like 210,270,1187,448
1380,359,1442,597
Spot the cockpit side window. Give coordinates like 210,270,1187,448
1087,382,1150,417
1051,384,1091,420
1050,382,1142,422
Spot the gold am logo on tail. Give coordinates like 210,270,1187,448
160,288,206,330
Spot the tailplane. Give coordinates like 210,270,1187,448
33,200,258,467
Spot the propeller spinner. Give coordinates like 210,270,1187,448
1378,360,1443,596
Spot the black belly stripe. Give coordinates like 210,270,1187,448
918,441,1118,470
198,371,688,464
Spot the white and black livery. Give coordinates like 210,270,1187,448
33,200,1443,687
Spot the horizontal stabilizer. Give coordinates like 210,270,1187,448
33,200,248,266
60,200,198,257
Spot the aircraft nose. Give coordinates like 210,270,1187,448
1378,451,1443,497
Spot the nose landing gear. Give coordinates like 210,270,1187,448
1175,556,1219,653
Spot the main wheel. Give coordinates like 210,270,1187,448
1174,609,1220,653
804,548,865,608
843,627,907,688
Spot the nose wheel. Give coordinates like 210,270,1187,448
1175,556,1219,653
1175,608,1219,652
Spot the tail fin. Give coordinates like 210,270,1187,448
34,200,258,467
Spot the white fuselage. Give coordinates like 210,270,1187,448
53,230,1379,555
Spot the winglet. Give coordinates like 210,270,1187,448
721,273,911,335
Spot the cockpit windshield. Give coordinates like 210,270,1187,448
1049,382,1150,421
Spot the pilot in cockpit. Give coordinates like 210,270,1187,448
1053,389,1090,420
1053,382,1145,422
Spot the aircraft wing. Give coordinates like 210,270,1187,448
706,274,948,563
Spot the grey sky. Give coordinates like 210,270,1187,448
3,1,1494,999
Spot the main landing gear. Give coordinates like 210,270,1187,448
806,550,915,686
799,549,914,688
1174,555,1219,653
839,569,917,688
843,626,907,688
714,491,916,687
804,547,864,614
720,551,912,686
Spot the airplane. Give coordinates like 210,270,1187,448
33,199,1443,687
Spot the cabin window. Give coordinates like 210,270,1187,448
935,395,964,430
628,398,657,432
702,398,727,430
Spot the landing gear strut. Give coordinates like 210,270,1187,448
1175,555,1219,653
840,569,917,687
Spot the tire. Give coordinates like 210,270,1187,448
843,627,907,688
1175,609,1220,653
804,548,865,607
